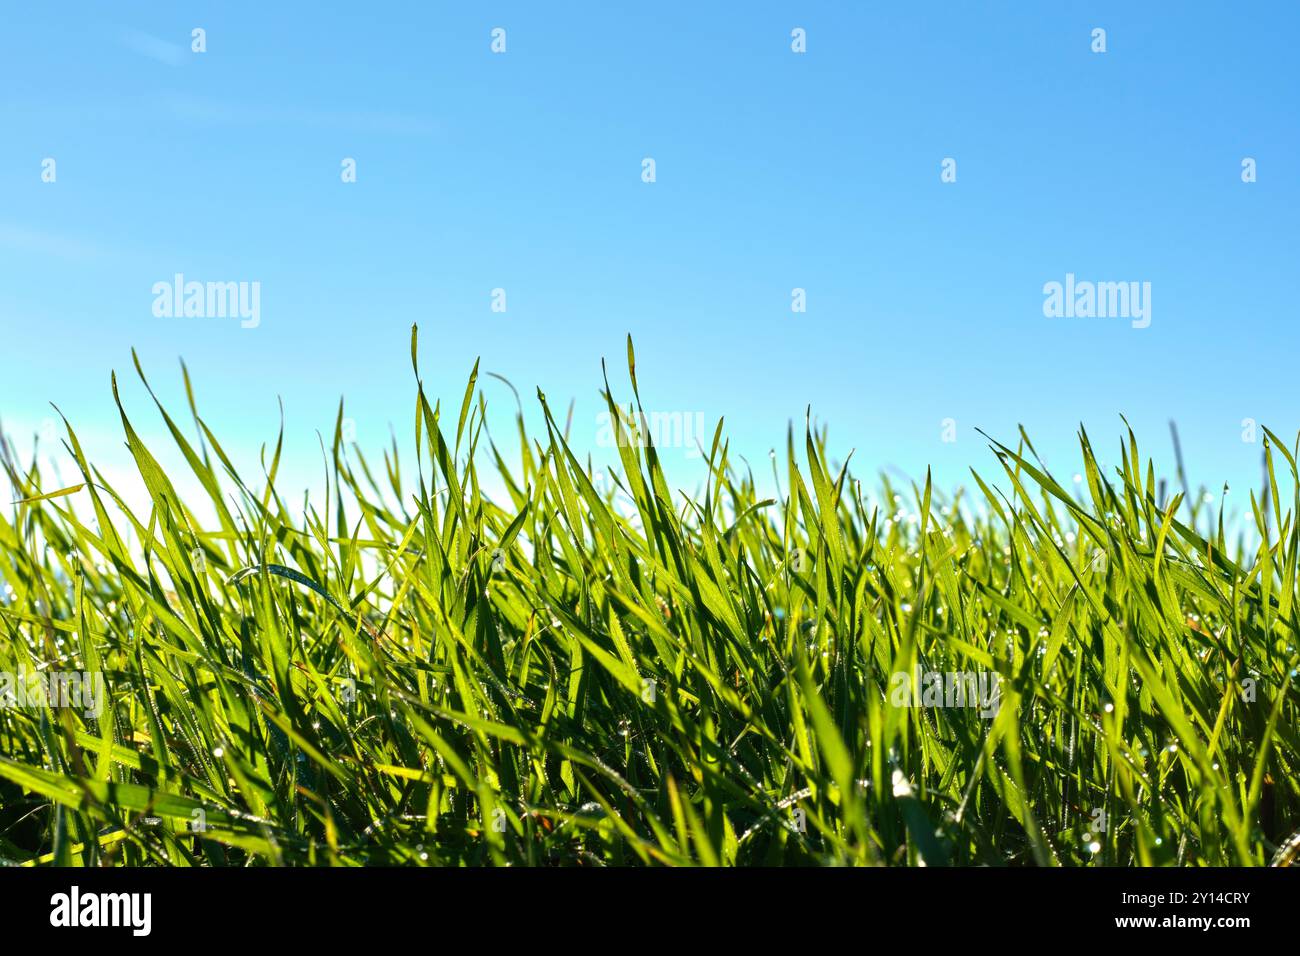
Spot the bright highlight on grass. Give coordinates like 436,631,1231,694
1,327,1296,866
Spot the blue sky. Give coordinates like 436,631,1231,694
1,2,1297,515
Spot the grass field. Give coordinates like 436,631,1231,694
1,328,1297,867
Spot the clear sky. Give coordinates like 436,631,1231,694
2,2,1297,518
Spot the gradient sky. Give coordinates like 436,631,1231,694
2,2,1297,517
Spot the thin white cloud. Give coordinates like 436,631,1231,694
0,223,106,261
118,28,187,67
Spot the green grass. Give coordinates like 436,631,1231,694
1,327,1297,866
